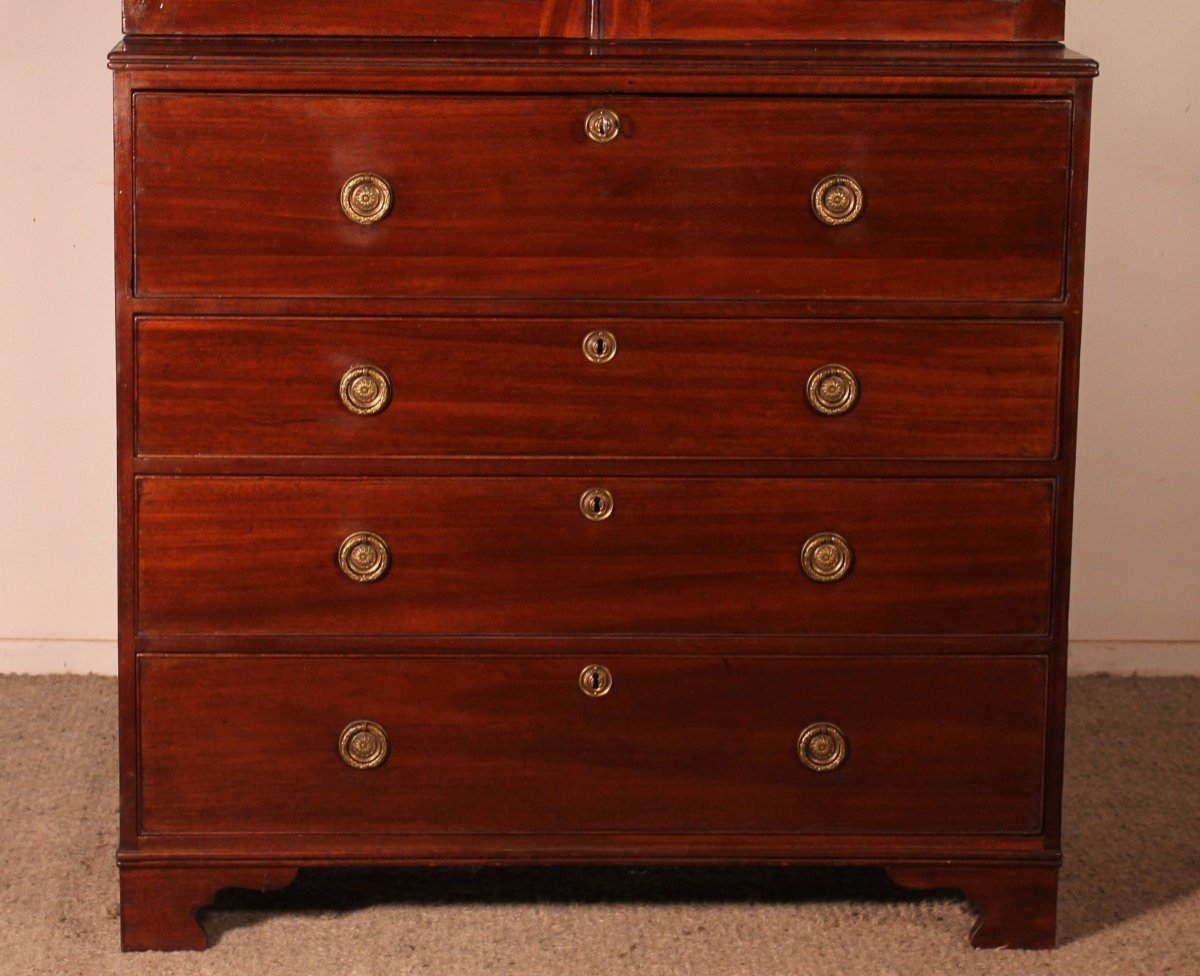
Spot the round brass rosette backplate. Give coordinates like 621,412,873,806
797,722,848,772
339,720,390,769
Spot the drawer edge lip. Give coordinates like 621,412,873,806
132,640,1060,655
108,39,1099,79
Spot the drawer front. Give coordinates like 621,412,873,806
133,95,1071,302
136,477,1054,637
138,653,1047,836
124,0,589,36
136,317,1063,460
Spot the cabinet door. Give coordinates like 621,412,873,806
123,0,589,37
605,0,1063,41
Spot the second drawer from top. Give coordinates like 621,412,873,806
135,317,1063,460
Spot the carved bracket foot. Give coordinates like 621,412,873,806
119,863,299,951
886,862,1059,950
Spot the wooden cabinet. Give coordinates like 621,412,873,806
111,0,1096,953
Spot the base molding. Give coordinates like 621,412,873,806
117,857,1059,951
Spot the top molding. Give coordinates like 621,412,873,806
122,0,1065,43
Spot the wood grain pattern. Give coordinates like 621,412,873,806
135,477,1055,637
124,0,590,37
132,94,1071,302
134,317,1064,460
110,17,1096,952
137,654,1047,836
606,0,1064,41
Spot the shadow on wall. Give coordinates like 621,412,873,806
204,677,1200,948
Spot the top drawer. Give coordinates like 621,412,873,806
124,0,589,37
132,95,1072,303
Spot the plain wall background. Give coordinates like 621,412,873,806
1,2,1197,674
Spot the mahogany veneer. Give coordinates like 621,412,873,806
132,94,1071,302
111,0,1096,954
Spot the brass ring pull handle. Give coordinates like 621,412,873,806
338,531,390,583
806,365,859,416
582,330,617,364
339,365,392,416
579,488,615,522
584,108,621,144
801,532,854,583
339,720,390,769
797,723,848,772
340,172,393,225
811,174,864,227
579,664,613,698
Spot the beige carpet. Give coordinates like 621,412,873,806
0,675,1196,975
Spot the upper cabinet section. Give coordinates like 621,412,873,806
605,0,1064,41
123,0,1063,41
122,0,592,37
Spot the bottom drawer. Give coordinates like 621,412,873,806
138,654,1047,837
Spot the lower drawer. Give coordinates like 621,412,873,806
138,654,1047,836
136,477,1055,637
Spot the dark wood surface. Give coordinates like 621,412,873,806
120,864,299,951
137,654,1047,836
606,0,1064,41
135,317,1064,460
124,0,591,37
132,94,1071,302
135,477,1055,637
123,0,1064,41
109,37,1098,78
111,12,1096,950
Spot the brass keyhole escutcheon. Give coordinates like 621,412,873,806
338,720,390,769
811,174,864,227
340,172,393,225
580,488,614,522
800,532,854,584
584,108,621,144
806,364,859,416
339,364,392,416
579,664,613,698
582,329,618,364
797,723,848,772
337,531,391,583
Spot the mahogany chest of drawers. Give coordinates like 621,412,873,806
110,0,1097,951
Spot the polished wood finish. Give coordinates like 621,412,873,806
124,0,591,37
136,477,1054,637
138,654,1047,836
606,0,1064,41
135,317,1064,460
124,0,1064,42
132,94,1071,302
112,1,1095,953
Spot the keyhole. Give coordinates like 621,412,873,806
592,495,603,515
594,336,606,356
579,664,613,697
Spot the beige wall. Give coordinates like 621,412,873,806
1,3,1197,674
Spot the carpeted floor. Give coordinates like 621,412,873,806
0,675,1196,975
